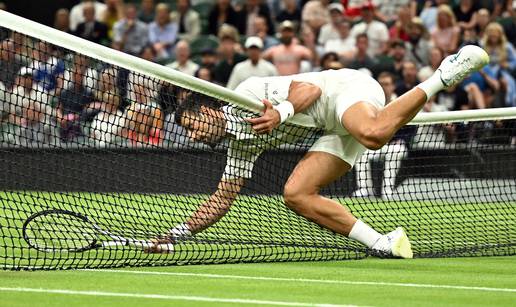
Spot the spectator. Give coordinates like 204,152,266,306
199,48,218,69
208,0,242,35
241,0,275,36
276,0,301,24
113,4,149,56
126,83,164,147
75,2,109,45
317,51,339,71
381,40,407,80
167,40,200,76
299,24,318,72
69,0,107,32
323,19,356,62
195,66,214,82
475,8,491,38
405,17,431,68
170,0,200,43
419,0,449,31
227,36,278,90
430,5,460,55
0,33,30,90
453,0,479,31
302,0,331,35
375,0,413,25
140,45,157,62
253,16,279,50
149,3,178,61
54,8,72,34
102,0,125,39
212,25,246,85
388,5,411,42
262,20,312,76
418,46,444,82
347,33,377,73
350,2,389,57
318,3,344,47
395,60,419,97
27,41,66,96
480,22,516,107
56,56,95,141
352,72,416,200
90,68,125,146
138,0,155,24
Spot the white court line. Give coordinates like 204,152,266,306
0,287,363,307
83,269,516,293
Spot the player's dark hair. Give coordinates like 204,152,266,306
174,93,223,126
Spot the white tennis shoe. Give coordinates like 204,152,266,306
371,227,413,259
437,45,490,88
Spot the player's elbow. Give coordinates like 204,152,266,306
359,128,388,150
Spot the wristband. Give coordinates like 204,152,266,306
273,101,294,124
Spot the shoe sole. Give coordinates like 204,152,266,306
391,227,413,259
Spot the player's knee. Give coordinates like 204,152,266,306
283,184,310,214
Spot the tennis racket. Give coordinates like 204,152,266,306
22,209,172,253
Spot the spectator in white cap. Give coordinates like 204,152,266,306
318,3,344,47
226,36,278,90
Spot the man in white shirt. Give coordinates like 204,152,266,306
69,0,107,32
350,2,389,57
323,19,356,61
226,37,278,90
167,40,199,76
318,3,344,47
148,45,489,259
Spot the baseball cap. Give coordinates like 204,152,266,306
328,3,344,13
244,36,263,49
279,20,295,31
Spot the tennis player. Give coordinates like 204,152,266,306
149,45,489,258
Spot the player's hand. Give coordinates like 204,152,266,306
246,99,281,134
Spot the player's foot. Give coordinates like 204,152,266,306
371,227,413,259
144,237,175,253
437,45,489,88
351,188,374,198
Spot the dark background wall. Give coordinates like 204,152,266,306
3,0,80,26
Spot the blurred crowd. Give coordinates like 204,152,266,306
0,0,515,149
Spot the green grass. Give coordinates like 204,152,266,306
0,257,515,306
0,191,515,305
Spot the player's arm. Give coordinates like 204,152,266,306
247,81,322,134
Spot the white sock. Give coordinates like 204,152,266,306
416,72,445,101
348,219,382,248
169,222,192,240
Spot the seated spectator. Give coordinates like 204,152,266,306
170,0,200,43
113,4,149,56
56,56,95,141
139,45,157,62
431,5,460,55
69,0,107,32
480,22,516,107
318,3,344,48
276,0,301,25
149,3,178,61
352,72,417,200
253,16,279,50
90,68,125,146
199,48,218,70
62,54,98,97
195,66,214,82
299,24,318,72
405,17,431,68
102,0,125,40
138,0,155,24
227,37,278,90
212,25,247,85
241,0,275,36
419,0,448,31
323,19,355,62
75,2,109,45
28,41,66,96
475,8,491,38
374,40,407,80
347,33,377,73
302,0,331,35
167,40,199,76
418,47,444,82
395,60,419,97
375,0,413,25
126,83,164,147
8,67,48,126
54,8,72,34
453,0,479,31
262,20,312,76
208,0,242,36
0,34,29,90
350,2,389,57
388,5,411,42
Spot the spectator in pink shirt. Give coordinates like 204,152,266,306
262,20,312,76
